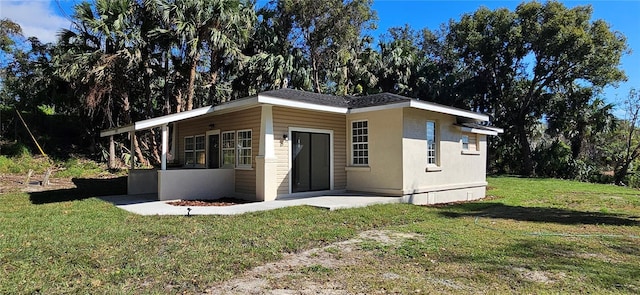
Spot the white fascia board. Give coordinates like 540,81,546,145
409,100,489,121
100,124,134,137
348,102,410,114
134,97,259,130
481,125,504,134
134,105,216,130
99,97,260,136
459,126,498,136
258,95,348,113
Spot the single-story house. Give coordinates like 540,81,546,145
100,89,502,204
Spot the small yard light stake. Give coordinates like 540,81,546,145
187,207,192,217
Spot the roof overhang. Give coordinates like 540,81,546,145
456,124,504,136
100,91,498,137
349,100,489,121
99,97,259,137
257,94,349,113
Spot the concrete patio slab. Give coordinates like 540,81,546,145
99,194,404,216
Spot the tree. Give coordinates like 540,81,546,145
441,1,627,175
610,89,640,185
155,0,254,110
274,0,376,94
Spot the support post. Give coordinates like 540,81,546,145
129,131,135,170
256,105,277,201
161,124,168,170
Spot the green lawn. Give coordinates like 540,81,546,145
1,176,639,294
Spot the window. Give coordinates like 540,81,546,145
461,132,478,153
351,120,369,165
184,137,195,165
237,130,252,168
184,135,205,166
222,131,235,167
461,135,469,150
426,121,437,165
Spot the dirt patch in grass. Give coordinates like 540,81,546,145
203,230,423,294
166,198,255,207
1,173,76,194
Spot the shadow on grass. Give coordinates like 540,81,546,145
29,177,127,204
437,202,640,226
446,237,640,292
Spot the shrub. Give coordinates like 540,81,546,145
1,142,31,157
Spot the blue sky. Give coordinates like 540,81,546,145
1,0,638,113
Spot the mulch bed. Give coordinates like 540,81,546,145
166,198,255,207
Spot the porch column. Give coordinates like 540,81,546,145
256,105,278,201
129,131,135,170
161,124,168,170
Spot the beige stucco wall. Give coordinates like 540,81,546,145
343,107,488,202
175,106,261,196
272,106,347,196
401,108,487,200
157,169,235,201
345,108,404,194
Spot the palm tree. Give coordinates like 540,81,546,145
155,0,254,110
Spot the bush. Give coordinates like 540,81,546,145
55,157,105,178
1,142,31,157
533,140,576,179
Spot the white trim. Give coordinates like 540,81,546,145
99,97,259,137
100,124,134,137
258,105,276,159
461,150,481,155
348,102,410,114
288,127,335,194
350,119,369,166
205,129,220,169
459,126,499,136
259,95,349,114
161,124,169,170
221,131,236,168
236,129,253,169
410,100,489,121
426,120,437,166
348,100,489,121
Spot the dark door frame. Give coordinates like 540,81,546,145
289,128,334,194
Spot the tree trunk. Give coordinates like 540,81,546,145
517,123,534,176
148,129,162,165
312,55,321,93
164,51,171,115
186,53,199,111
108,135,116,169
175,89,183,113
614,161,630,185
209,51,219,105
133,135,148,167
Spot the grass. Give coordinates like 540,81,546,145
1,176,640,294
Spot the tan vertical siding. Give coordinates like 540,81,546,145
272,107,347,195
176,106,261,195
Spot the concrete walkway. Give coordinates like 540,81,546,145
99,194,404,216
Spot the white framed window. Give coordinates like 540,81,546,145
222,131,235,167
236,130,252,168
351,120,369,165
184,136,195,165
461,132,479,153
184,135,205,166
426,121,437,165
462,134,469,150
